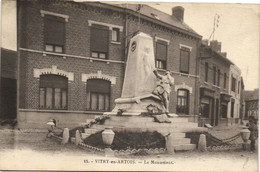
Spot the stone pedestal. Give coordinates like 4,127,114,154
198,134,207,152
61,128,69,144
165,134,175,154
242,142,251,151
104,148,115,157
75,130,82,145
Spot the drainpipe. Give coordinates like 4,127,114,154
17,0,21,125
194,38,201,123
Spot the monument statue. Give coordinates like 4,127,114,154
152,70,174,117
106,32,175,117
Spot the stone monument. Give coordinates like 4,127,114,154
107,32,172,116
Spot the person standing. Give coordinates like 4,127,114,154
247,116,258,152
152,70,174,117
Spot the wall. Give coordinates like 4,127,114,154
18,1,125,112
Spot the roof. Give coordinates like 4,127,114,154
119,4,200,37
79,2,201,39
244,89,259,101
200,43,234,65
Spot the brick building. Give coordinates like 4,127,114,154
198,40,233,127
17,1,202,129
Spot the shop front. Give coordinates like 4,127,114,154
199,87,215,126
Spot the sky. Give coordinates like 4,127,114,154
1,1,259,90
148,2,260,90
1,0,17,51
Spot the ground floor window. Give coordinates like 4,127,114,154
39,74,68,109
176,89,189,115
201,103,210,118
86,79,110,111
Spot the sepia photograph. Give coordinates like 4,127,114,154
0,0,259,171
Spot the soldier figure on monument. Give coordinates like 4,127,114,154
152,69,174,117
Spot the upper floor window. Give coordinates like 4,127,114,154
155,40,167,69
213,66,216,85
180,47,190,74
112,28,120,42
217,69,220,86
39,74,68,109
44,15,65,53
86,79,110,111
91,24,109,59
205,62,208,82
224,73,227,89
231,76,236,92
238,81,240,94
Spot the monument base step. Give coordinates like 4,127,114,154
174,144,196,151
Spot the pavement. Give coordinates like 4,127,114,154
0,124,258,171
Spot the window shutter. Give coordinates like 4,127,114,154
45,16,65,46
156,41,167,61
180,49,189,73
40,75,68,89
91,25,109,53
87,79,110,93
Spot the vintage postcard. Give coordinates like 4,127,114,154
0,0,259,171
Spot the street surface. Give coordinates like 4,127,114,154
0,125,258,171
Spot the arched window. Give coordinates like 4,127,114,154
39,74,68,109
176,89,189,115
86,79,110,111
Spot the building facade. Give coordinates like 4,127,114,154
244,89,259,119
17,1,202,129
198,40,233,127
227,64,242,125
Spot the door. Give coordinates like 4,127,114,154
210,98,215,126
215,99,219,126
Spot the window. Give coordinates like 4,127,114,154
238,81,240,94
86,79,110,111
217,69,220,86
224,73,227,89
176,89,189,115
205,62,208,82
155,40,167,69
44,15,65,53
112,28,119,42
231,76,236,92
91,24,109,59
39,74,68,109
180,47,190,74
213,66,216,85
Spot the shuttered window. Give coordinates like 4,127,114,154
91,24,109,59
45,15,65,53
180,48,190,74
86,79,110,111
217,69,220,86
39,74,68,109
155,40,167,69
224,73,227,89
205,62,209,82
213,66,216,85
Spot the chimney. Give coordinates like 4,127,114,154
172,6,184,22
202,39,209,46
210,40,221,52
